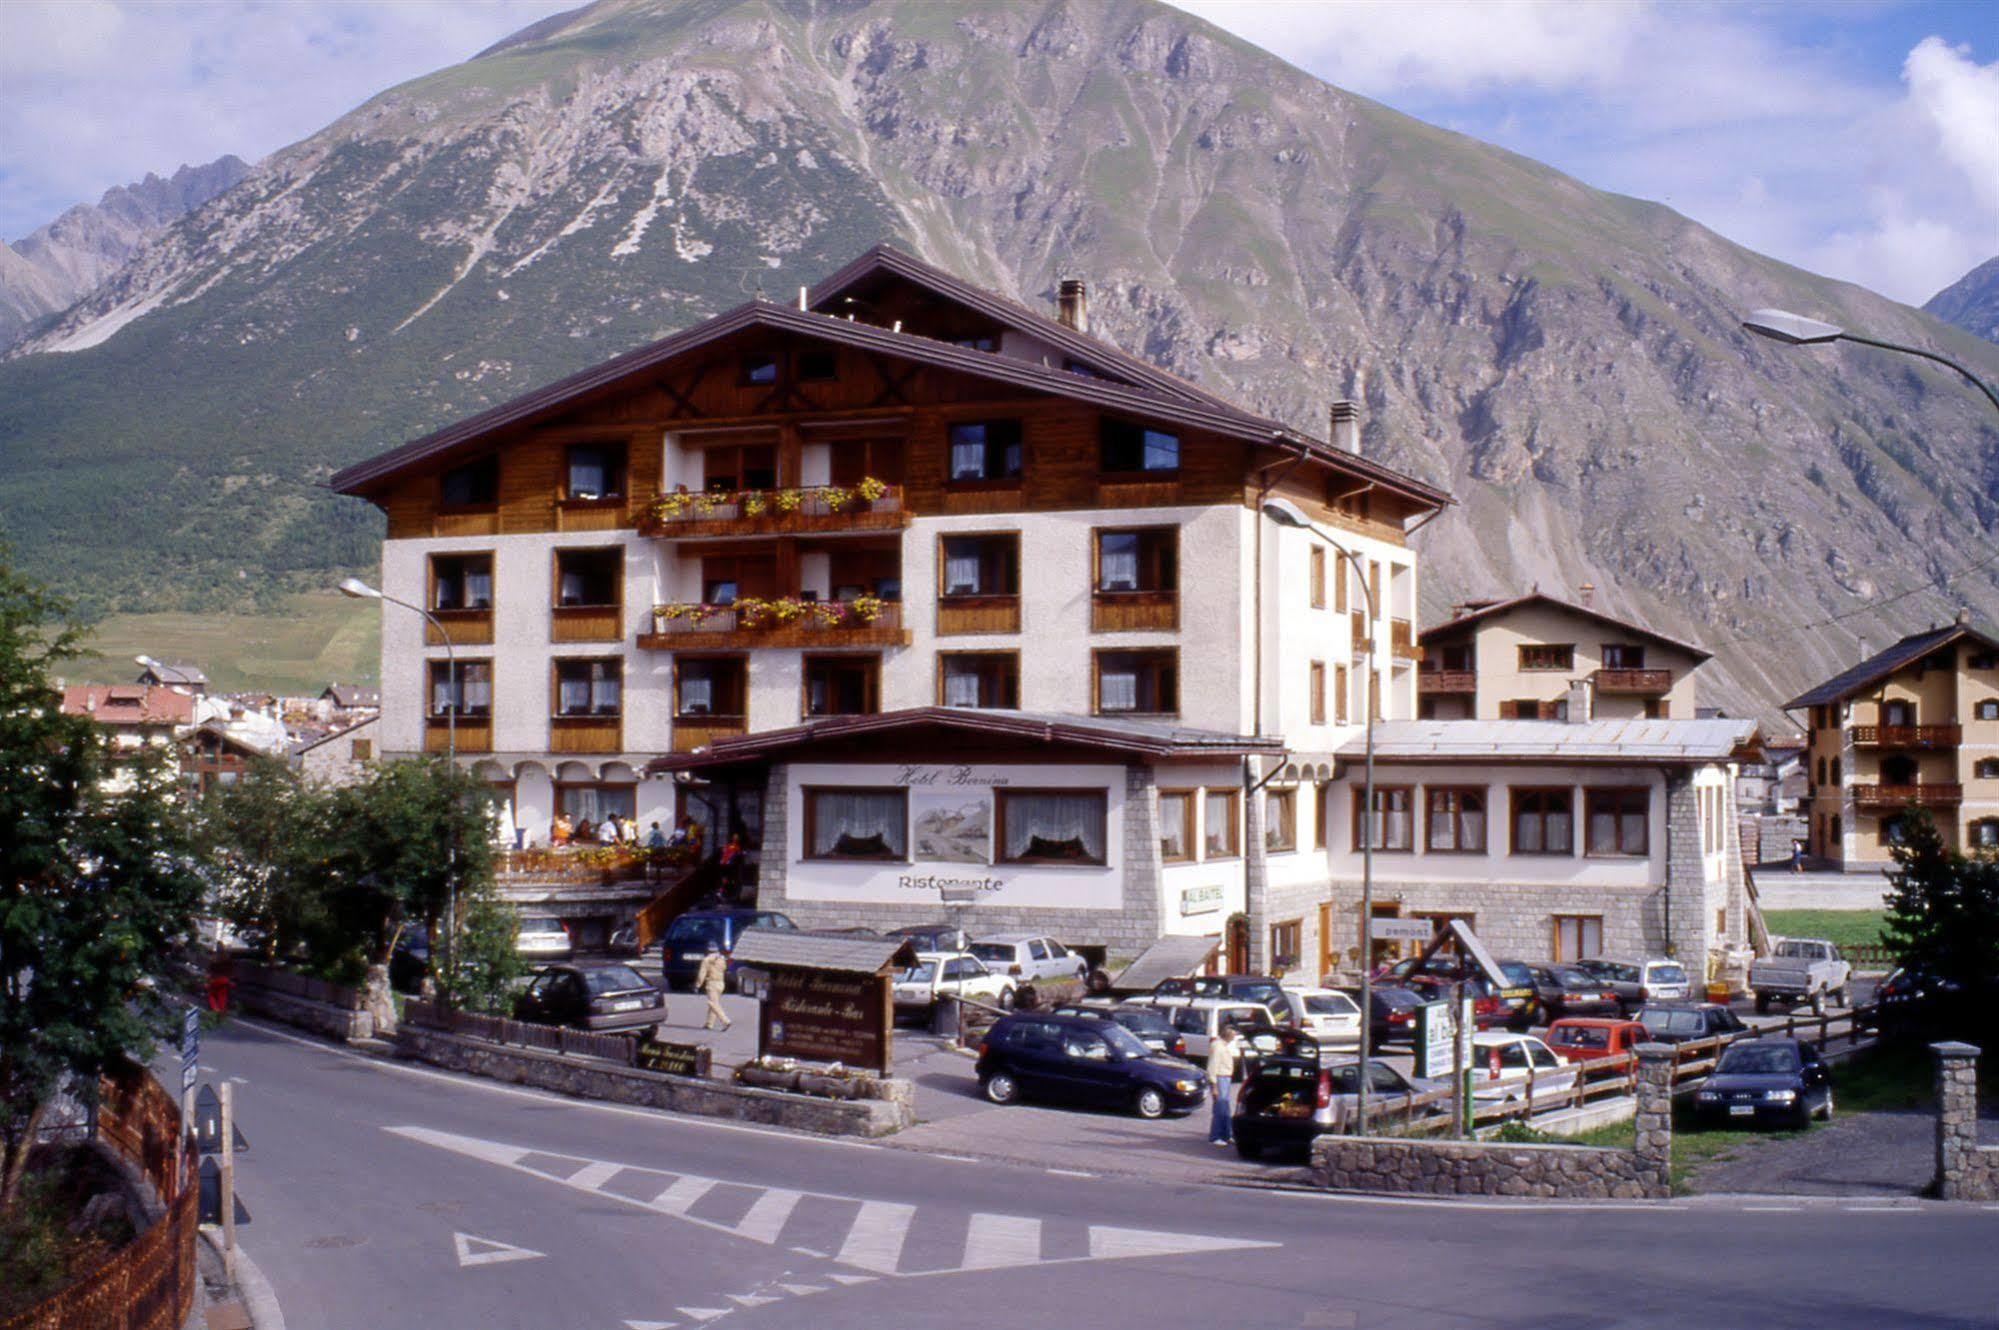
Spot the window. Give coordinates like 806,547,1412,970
1552,915,1603,963
1335,558,1349,613
1353,787,1414,851
1970,819,1999,850
952,334,999,352
796,349,837,381
350,738,372,761
805,788,906,860
1426,788,1487,852
1519,644,1575,671
804,655,880,717
1882,699,1915,727
563,443,625,500
1585,788,1649,856
702,443,778,492
431,553,493,611
1970,652,1999,670
741,352,778,385
1158,790,1195,862
428,660,492,717
828,547,901,603
997,790,1108,864
946,420,1023,483
700,553,775,605
440,455,498,508
1601,643,1646,670
555,548,621,607
1095,528,1176,592
1978,700,1999,721
1265,789,1297,852
1204,789,1239,859
1098,418,1179,474
1976,759,1999,780
1436,644,1474,672
1095,649,1177,715
674,657,746,718
553,659,622,717
1309,546,1326,608
1512,789,1574,855
1310,661,1326,725
1334,664,1349,724
939,652,1019,709
940,534,1019,597
1270,920,1302,970
557,782,636,824
1880,815,1909,847
1501,699,1565,720
1313,782,1331,849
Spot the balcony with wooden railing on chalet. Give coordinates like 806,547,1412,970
1593,668,1675,696
1418,667,1476,695
1852,783,1963,809
637,481,909,540
1091,590,1178,633
671,714,748,753
638,597,910,650
1390,619,1421,662
1851,724,1961,750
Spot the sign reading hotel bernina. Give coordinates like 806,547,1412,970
761,968,890,1073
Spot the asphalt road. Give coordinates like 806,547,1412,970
192,1015,1999,1330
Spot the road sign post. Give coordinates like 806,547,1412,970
220,1082,236,1281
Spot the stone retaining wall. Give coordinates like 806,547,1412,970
397,1026,913,1138
232,983,374,1043
1934,1042,1999,1201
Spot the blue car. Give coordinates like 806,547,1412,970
659,908,796,991
1693,1037,1834,1128
975,1013,1207,1119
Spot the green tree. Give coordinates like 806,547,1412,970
1883,808,1999,1038
452,885,526,1015
0,557,205,1212
197,757,331,965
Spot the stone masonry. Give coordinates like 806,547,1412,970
1933,1042,1999,1201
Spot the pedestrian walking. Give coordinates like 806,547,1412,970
1790,838,1805,872
696,940,732,1032
1205,1022,1243,1146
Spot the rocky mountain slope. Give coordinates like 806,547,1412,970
0,156,251,346
2,0,1995,716
1925,257,1999,344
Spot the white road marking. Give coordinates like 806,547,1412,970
651,1177,716,1215
834,1201,915,1274
788,1247,827,1258
828,1274,876,1286
1843,1206,1917,1213
453,1231,545,1268
733,1189,801,1244
961,1213,1043,1270
1087,1225,1275,1261
778,1283,826,1296
567,1161,622,1190
1046,1168,1096,1178
729,1291,780,1307
1743,1206,1801,1212
676,1308,729,1323
931,1153,980,1164
624,1320,678,1329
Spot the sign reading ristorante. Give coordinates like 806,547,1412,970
760,967,890,1073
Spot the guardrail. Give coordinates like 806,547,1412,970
403,999,640,1066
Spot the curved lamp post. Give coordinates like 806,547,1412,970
1262,497,1380,1134
1741,309,1999,419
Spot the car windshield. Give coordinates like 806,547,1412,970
1773,940,1822,959
898,962,937,983
1639,1008,1701,1034
520,917,563,934
583,966,649,995
1591,961,1640,982
665,917,727,945
1304,993,1359,1017
753,913,797,931
1650,963,1688,984
1374,987,1421,1006
1235,980,1285,1006
1719,1044,1801,1075
1555,969,1599,990
1498,962,1535,987
1553,1026,1610,1048
968,943,1013,963
1113,1007,1171,1033
1099,1024,1151,1059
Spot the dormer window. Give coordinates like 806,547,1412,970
440,455,498,508
1099,419,1178,475
1602,644,1646,670
564,443,625,501
742,353,778,385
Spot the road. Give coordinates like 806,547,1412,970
193,1016,1998,1330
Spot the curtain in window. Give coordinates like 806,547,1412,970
559,675,591,714
1099,666,1138,712
1099,535,1139,591
461,664,491,713
1620,807,1646,852
680,673,713,715
592,670,621,715
810,791,906,858
1204,791,1234,855
1546,808,1573,852
570,457,607,497
943,669,981,707
1589,807,1617,852
464,567,492,609
559,784,636,822
944,548,982,595
950,441,985,480
431,673,456,715
559,570,588,606
1460,798,1486,851
1002,793,1105,862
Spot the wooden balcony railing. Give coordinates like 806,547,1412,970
638,482,908,539
1418,669,1476,694
1851,724,1961,749
1350,610,1369,653
424,715,492,753
1851,783,1963,808
937,595,1021,636
1593,668,1673,695
1092,589,1178,633
1390,618,1421,662
549,715,622,754
671,715,747,753
496,845,681,884
639,598,909,649
428,606,493,646
551,604,621,642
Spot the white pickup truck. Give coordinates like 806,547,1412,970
1749,938,1852,1015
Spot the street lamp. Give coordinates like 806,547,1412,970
339,576,463,1003
1742,308,1999,418
1262,497,1380,1134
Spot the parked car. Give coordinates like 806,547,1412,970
1750,938,1852,1015
607,921,640,956
1467,1031,1577,1103
976,1013,1207,1119
970,934,1089,984
1146,974,1289,1023
1385,958,1537,1029
389,924,430,993
1575,957,1692,1014
1348,984,1426,1045
1544,1017,1651,1065
1277,986,1364,1048
1877,965,1967,1036
892,952,1015,1015
887,922,972,954
1050,1003,1187,1058
1693,1037,1834,1128
511,963,665,1032
1635,1001,1749,1045
1232,1038,1446,1160
1156,999,1282,1062
516,914,574,961
1406,972,1512,1031
1520,963,1620,1025
659,908,797,990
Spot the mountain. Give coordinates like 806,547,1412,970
0,156,251,346
1,0,1995,716
1925,258,1999,344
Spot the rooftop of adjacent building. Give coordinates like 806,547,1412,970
59,683,197,727
1783,610,1999,710
1418,587,1712,662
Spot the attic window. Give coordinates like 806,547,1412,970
1064,358,1103,379
1099,419,1179,475
797,349,837,382
951,335,998,352
741,353,778,385
440,455,499,508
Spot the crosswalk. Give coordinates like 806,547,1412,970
387,1125,1276,1281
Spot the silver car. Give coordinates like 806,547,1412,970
515,914,573,960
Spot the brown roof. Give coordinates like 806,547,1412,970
1417,592,1712,662
1783,621,1999,710
60,684,196,727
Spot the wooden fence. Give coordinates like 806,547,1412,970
231,961,363,1012
3,1064,198,1330
403,999,639,1066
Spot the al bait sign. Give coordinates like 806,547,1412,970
1180,884,1224,917
761,968,890,1072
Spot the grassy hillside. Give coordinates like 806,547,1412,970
68,593,379,695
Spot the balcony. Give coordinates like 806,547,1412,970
549,716,621,754
638,598,909,650
638,482,908,540
937,595,1021,636
1350,610,1368,653
1092,590,1178,633
1593,668,1673,695
1852,783,1963,809
1852,724,1961,749
424,716,491,753
495,845,693,886
1418,669,1476,694
671,715,747,753
1390,618,1421,662
427,606,493,646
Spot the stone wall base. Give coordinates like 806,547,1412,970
233,985,374,1043
1310,1134,1668,1200
396,1026,913,1138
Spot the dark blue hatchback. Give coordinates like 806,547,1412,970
976,1013,1207,1119
659,909,795,990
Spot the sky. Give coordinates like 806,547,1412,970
1,0,1993,306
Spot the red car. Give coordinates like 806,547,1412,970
1544,1017,1649,1065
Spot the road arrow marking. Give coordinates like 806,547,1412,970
728,1291,779,1307
778,1283,826,1296
452,1232,544,1268
1086,1225,1276,1261
676,1308,729,1323
828,1274,875,1285
624,1321,677,1329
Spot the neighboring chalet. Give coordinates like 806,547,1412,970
182,721,281,797
320,683,381,714
293,715,378,785
136,660,209,694
59,684,196,790
1786,613,1999,866
1416,591,1709,721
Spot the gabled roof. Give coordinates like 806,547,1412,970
292,714,377,755
60,684,196,727
328,248,1450,511
646,707,1283,773
1344,717,1759,765
138,661,207,687
321,684,381,709
1417,592,1712,662
729,928,918,975
1783,621,1999,710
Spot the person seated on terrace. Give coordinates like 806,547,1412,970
551,812,574,845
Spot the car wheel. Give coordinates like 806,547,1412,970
1810,989,1826,1017
1133,1086,1167,1119
997,986,1017,1010
1234,1139,1264,1162
983,1073,1020,1106
1833,985,1851,1008
1819,1088,1835,1122
1755,993,1771,1015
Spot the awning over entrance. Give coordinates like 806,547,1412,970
1111,934,1221,993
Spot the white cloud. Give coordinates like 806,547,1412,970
1904,37,1999,213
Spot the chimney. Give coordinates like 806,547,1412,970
1330,399,1361,454
1056,278,1088,333
1578,582,1595,608
1957,606,1972,626
1565,677,1594,723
